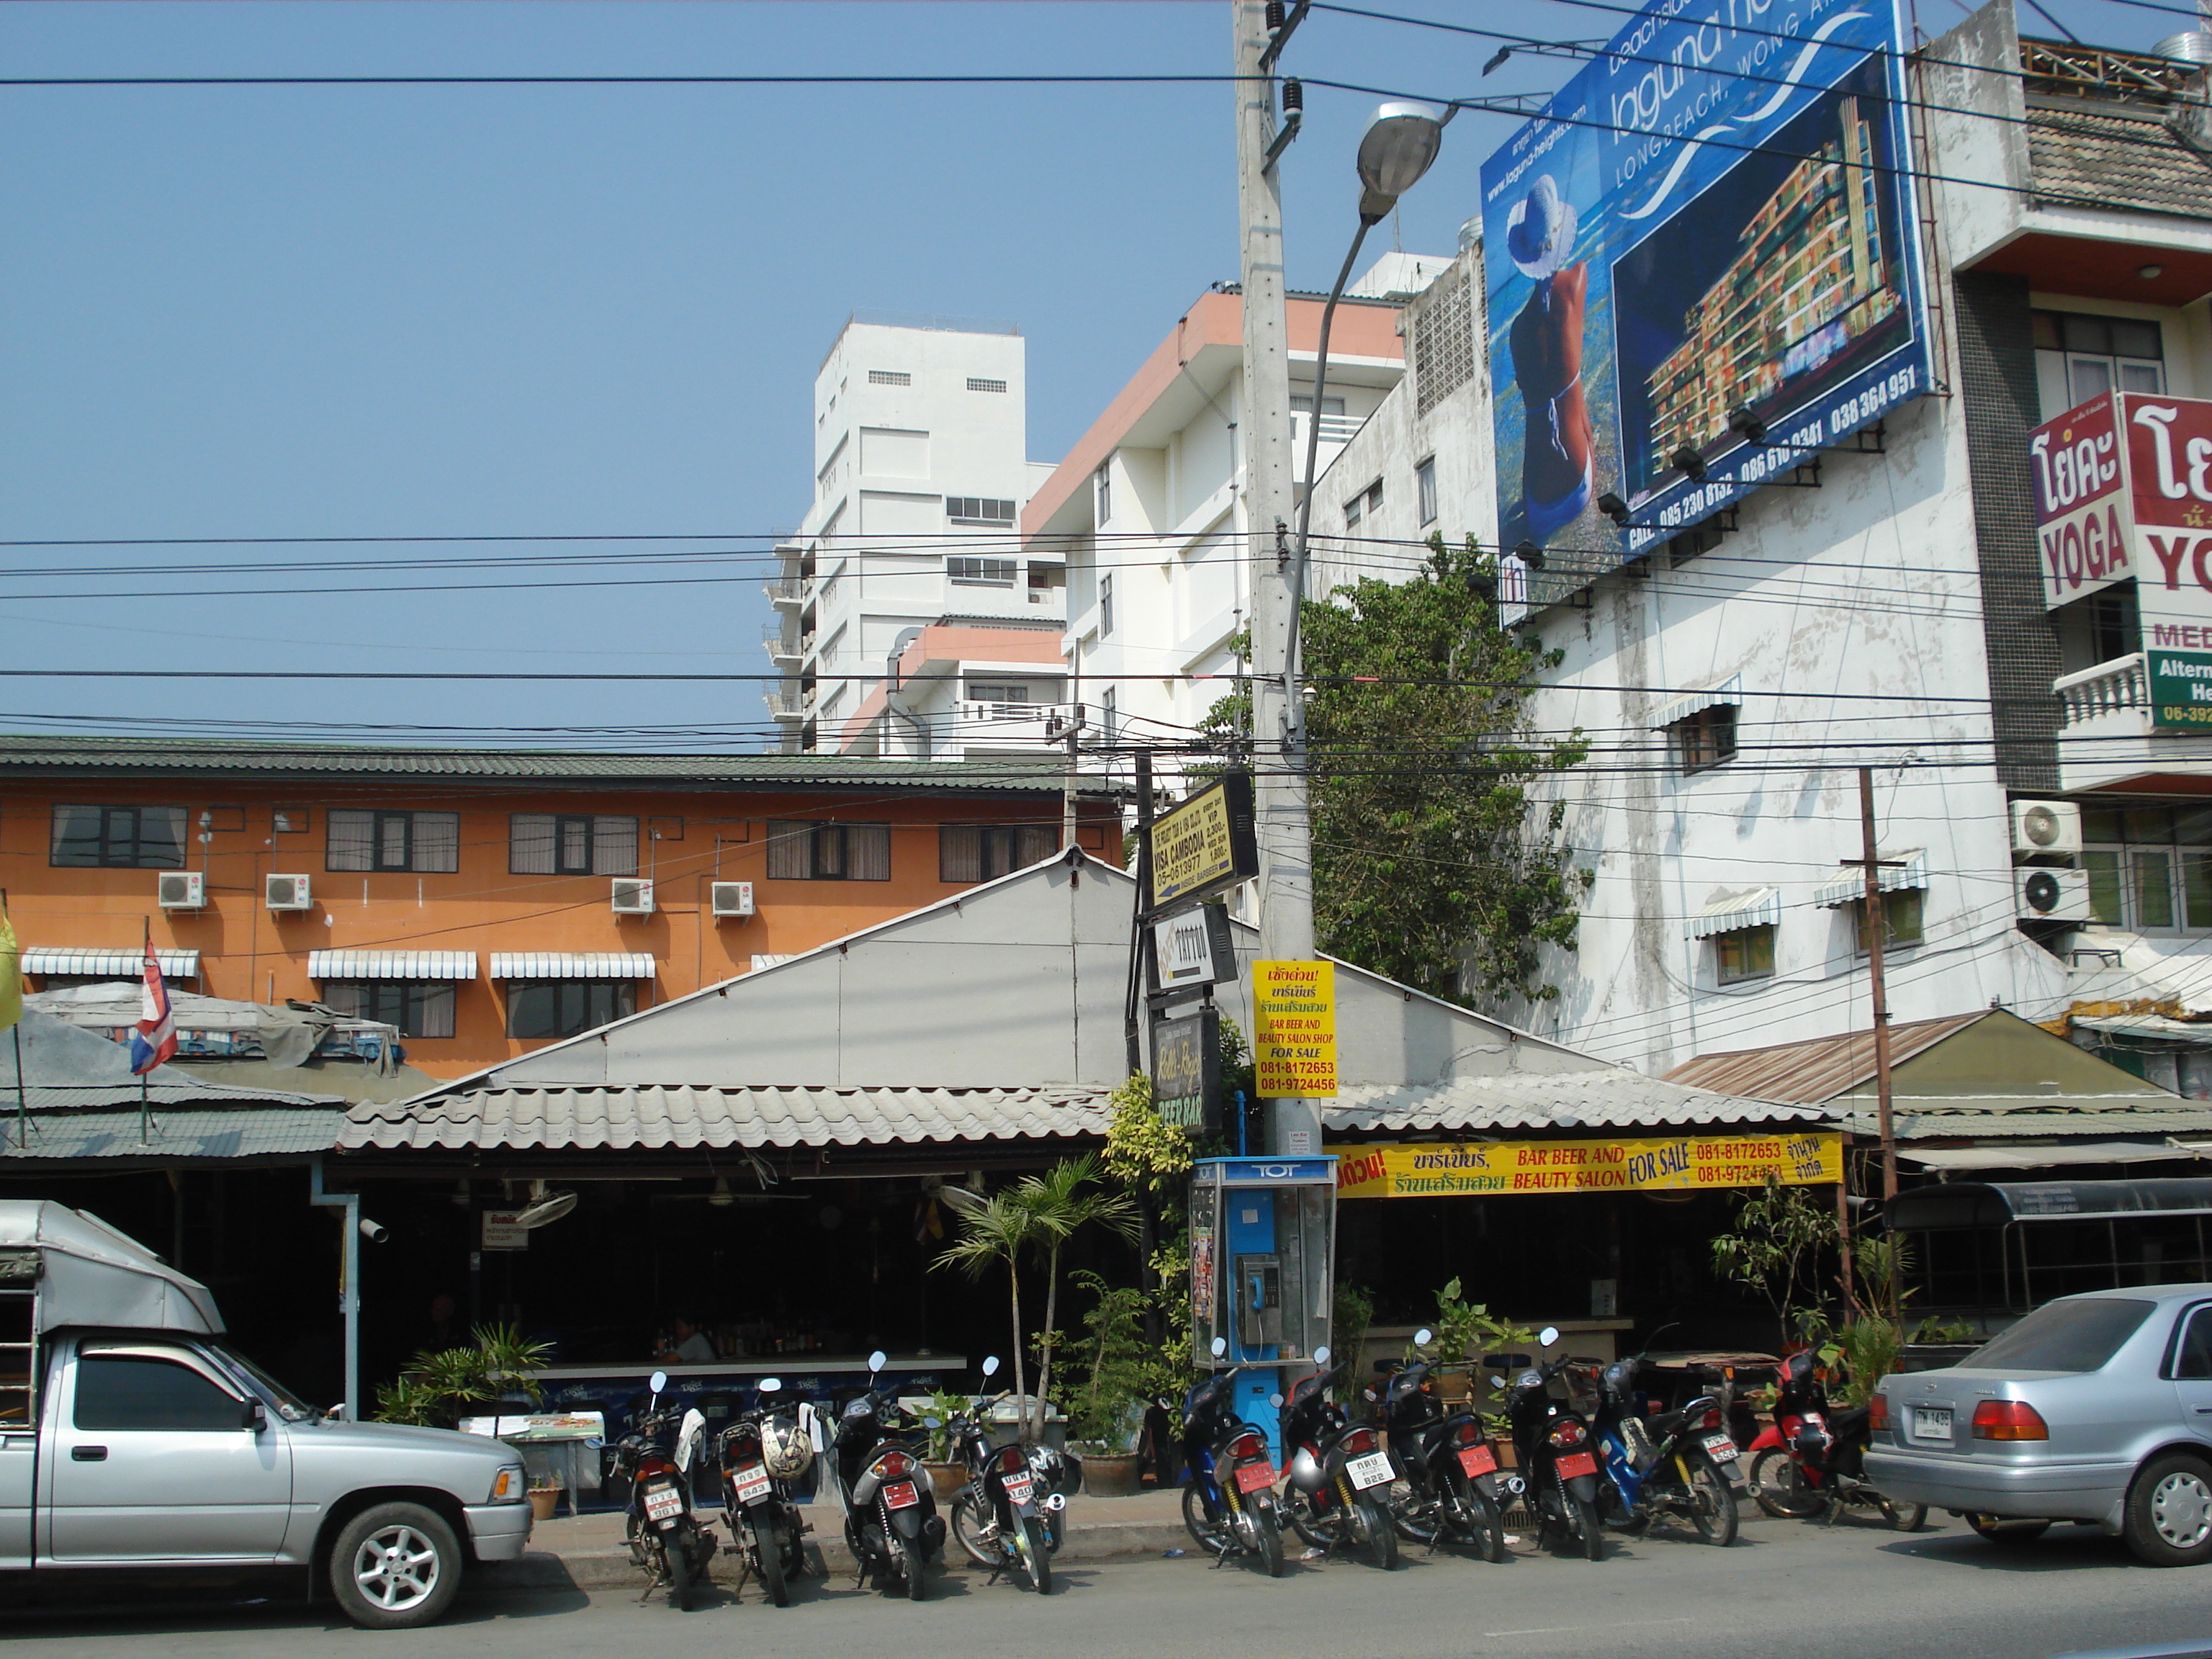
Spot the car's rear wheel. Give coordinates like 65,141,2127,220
2126,1452,2212,1567
1966,1513,2051,1545
330,1502,462,1631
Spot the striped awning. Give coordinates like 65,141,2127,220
490,953,655,981
1650,674,1741,730
1815,848,1929,909
1685,887,1781,940
308,950,477,981
22,948,200,979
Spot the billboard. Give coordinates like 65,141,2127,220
1480,0,1932,568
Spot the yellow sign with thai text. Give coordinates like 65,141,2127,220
1331,1130,1842,1198
1254,959,1337,1098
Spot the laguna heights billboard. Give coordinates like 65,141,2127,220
1481,0,1931,567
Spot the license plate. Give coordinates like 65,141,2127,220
1457,1444,1498,1478
1555,1450,1597,1480
1004,1475,1034,1505
735,1474,773,1504
883,1480,920,1511
1701,1433,1740,1463
1234,1460,1276,1495
1346,1451,1394,1491
1909,1406,1954,1444
642,1484,685,1523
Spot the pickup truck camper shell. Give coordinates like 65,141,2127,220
0,1200,222,1336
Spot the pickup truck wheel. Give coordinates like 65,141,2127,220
2126,1452,2212,1567
331,1502,462,1630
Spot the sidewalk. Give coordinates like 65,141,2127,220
480,1488,1194,1593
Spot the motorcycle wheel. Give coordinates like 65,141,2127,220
899,1532,927,1601
1568,1488,1604,1562
1181,1483,1233,1557
1354,1493,1399,1571
1876,1493,1929,1533
1015,1514,1053,1594
1749,1449,1824,1519
1686,1456,1740,1547
752,1514,788,1607
1248,1497,1287,1578
1463,1482,1509,1565
1285,1493,1330,1550
1388,1470,1438,1545
665,1531,696,1611
948,1491,998,1568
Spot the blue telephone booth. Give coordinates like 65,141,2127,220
1190,1156,1336,1459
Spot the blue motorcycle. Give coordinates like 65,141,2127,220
1589,1346,1742,1547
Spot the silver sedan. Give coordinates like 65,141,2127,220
1866,1282,2212,1566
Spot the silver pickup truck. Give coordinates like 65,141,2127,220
1,1200,531,1629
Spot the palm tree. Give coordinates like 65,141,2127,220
935,1190,1038,1419
1012,1156,1139,1442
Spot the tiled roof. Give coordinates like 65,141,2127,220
2027,103,2212,218
1660,1012,1987,1105
1323,1069,1827,1136
0,1104,348,1162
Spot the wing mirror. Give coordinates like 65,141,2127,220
1414,1327,1435,1347
241,1401,268,1432
1210,1336,1228,1359
1537,1327,1560,1349
982,1356,1001,1378
1313,1346,1331,1366
868,1349,888,1376
758,1377,782,1395
1269,1393,1285,1410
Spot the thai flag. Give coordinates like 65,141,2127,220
130,946,177,1075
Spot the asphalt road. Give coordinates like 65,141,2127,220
4,1512,2208,1658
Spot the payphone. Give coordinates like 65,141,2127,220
1236,1254,1282,1347
1190,1156,1334,1458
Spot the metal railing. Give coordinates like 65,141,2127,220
765,578,804,606
2055,652,2148,725
765,692,806,719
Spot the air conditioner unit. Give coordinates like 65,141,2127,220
156,871,205,911
711,881,755,920
2018,866,2092,923
611,878,656,916
2010,799,2083,859
265,873,313,912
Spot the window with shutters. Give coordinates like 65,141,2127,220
319,980,457,1038
940,823,1057,884
325,810,461,873
509,814,639,876
50,804,188,869
765,821,891,881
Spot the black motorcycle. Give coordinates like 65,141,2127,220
945,1356,1057,1593
610,1369,719,1609
831,1349,945,1600
1277,1345,1397,1570
1503,1326,1606,1562
1372,1327,1507,1562
1178,1336,1289,1576
717,1374,814,1606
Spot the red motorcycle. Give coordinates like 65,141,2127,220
1747,1349,1925,1531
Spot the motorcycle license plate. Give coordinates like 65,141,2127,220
1004,1475,1035,1506
734,1469,773,1504
642,1484,685,1524
1457,1444,1497,1478
1909,1406,1953,1444
1234,1460,1276,1495
1346,1451,1395,1491
883,1480,920,1511
1701,1433,1740,1463
1555,1450,1598,1481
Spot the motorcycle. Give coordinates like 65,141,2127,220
945,1356,1058,1593
1179,1335,1290,1576
611,1368,719,1610
1748,1348,1926,1531
716,1374,815,1606
1503,1326,1607,1561
1277,1345,1398,1569
831,1349,947,1599
1371,1326,1508,1562
1588,1342,1743,1547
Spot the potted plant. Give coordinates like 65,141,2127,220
922,1386,974,1500
526,1474,561,1522
1064,1272,1149,1496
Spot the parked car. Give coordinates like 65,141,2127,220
1865,1283,2212,1566
0,1200,531,1627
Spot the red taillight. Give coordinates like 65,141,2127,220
1229,1430,1264,1462
1341,1428,1378,1457
1972,1400,2049,1442
1701,1408,1725,1431
878,1450,915,1478
999,1446,1027,1474
1867,1393,1890,1434
1547,1421,1586,1449
637,1455,674,1478
1454,1421,1482,1445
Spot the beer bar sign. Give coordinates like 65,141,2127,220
1146,772,1259,912
1151,1005,1221,1134
1254,960,1337,1098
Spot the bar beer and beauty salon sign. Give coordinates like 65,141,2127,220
2033,390,2212,642
1333,1130,1843,1199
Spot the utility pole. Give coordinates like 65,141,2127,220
1233,0,1321,1157
1854,766,1899,1202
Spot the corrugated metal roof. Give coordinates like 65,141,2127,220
0,1104,348,1161
2028,104,2212,219
0,735,1103,795
308,950,477,981
1686,888,1779,941
1323,1070,1827,1136
1831,1104,2212,1142
1660,1011,1986,1104
489,953,655,981
22,949,199,978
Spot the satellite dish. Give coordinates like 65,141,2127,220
1538,1326,1560,1348
513,1179,577,1230
1415,1328,1434,1346
758,1377,781,1395
1210,1336,1228,1358
1313,1346,1330,1365
649,1370,669,1395
868,1349,888,1374
982,1357,1000,1378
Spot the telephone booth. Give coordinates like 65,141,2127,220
1190,1156,1336,1457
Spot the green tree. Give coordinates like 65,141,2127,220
1200,534,1588,1002
935,1190,1039,1419
1010,1154,1140,1441
1709,1177,1839,1341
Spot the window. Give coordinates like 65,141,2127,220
1289,394,1345,416
1416,458,1439,527
2081,805,2212,932
1976,1297,2152,1373
2172,1306,2212,1381
867,369,910,386
1099,573,1115,639
50,804,187,869
2034,310,2164,415
1027,562,1064,593
948,557,1018,585
1714,925,1776,983
966,377,1008,394
74,1351,241,1431
1670,706,1738,773
940,823,1058,883
1100,686,1118,741
1854,889,1925,954
509,814,639,876
765,821,891,881
325,810,460,873
1094,464,1112,526
320,980,457,1039
946,497,1016,526
506,980,636,1040
966,681,1033,705
1344,492,1361,530
1343,479,1384,530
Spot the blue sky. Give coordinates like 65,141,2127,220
0,0,2181,749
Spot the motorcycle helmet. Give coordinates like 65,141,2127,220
760,1416,814,1479
1025,1442,1074,1495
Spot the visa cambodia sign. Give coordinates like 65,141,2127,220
1480,0,1931,567
2033,391,2212,647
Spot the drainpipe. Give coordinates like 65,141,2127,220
308,1156,361,1421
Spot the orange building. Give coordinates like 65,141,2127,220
0,738,1118,1079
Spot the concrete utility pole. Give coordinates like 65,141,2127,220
1232,0,1323,1158
1855,766,1900,1203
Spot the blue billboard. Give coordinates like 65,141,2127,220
1480,0,1930,566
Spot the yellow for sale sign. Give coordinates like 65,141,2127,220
1254,959,1336,1098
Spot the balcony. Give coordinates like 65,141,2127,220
763,626,801,669
1291,409,1365,482
945,700,1079,754
2053,652,2212,792
765,691,806,721
765,578,804,609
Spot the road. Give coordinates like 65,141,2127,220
4,1512,2207,1658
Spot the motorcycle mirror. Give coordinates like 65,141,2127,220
1414,1327,1435,1346
924,1416,942,1429
1537,1326,1560,1348
649,1369,669,1395
758,1377,782,1394
867,1349,888,1374
1210,1336,1228,1359
982,1356,1001,1378
1269,1393,1285,1410
1313,1346,1331,1365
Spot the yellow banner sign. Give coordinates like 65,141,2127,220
1332,1131,1842,1199
1255,959,1337,1098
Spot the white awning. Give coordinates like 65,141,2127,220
490,953,655,981
1685,887,1781,940
309,950,477,981
22,948,200,979
1650,675,1741,730
1815,848,1928,908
